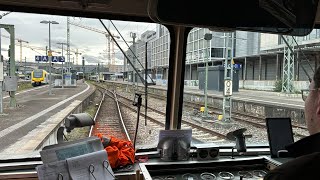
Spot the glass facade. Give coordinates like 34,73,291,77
126,25,261,75
150,28,170,69
261,29,320,51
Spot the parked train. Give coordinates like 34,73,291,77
31,69,62,87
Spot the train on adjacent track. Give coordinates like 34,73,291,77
31,69,62,87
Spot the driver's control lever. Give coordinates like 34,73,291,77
227,128,252,158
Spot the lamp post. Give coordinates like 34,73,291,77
40,20,59,95
130,32,137,89
57,42,67,88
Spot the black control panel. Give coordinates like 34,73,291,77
140,157,275,180
196,147,219,161
152,170,267,180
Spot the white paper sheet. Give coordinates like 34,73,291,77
67,150,115,180
40,137,104,164
36,160,70,180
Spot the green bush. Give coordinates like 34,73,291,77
274,80,298,93
274,80,282,92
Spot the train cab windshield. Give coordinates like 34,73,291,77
33,70,43,78
0,0,320,179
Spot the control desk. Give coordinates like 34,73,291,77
137,156,289,180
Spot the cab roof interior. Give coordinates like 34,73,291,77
1,0,320,31
0,0,152,22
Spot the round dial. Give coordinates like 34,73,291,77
209,148,218,158
198,149,208,159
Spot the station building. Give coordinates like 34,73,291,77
125,25,319,91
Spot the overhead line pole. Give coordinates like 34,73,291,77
281,35,313,82
0,28,3,113
2,24,17,107
57,42,67,88
40,20,59,95
67,17,71,73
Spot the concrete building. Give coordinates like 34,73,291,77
124,25,261,84
125,30,157,82
234,29,320,91
124,24,318,91
150,25,170,81
137,30,156,70
109,64,124,73
183,29,260,86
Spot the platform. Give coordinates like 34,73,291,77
0,81,95,153
185,87,304,109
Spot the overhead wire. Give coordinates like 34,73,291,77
29,48,44,56
98,19,148,85
108,20,154,84
120,22,130,32
140,23,153,36
109,20,145,68
280,35,313,82
108,20,154,127
291,35,315,73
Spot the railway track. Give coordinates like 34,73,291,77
138,90,308,128
184,100,308,138
91,85,167,146
89,88,131,141
93,82,308,144
103,81,308,131
117,94,227,143
133,90,308,138
93,83,228,143
115,93,227,141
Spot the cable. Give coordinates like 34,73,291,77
120,22,130,32
109,20,154,84
29,48,44,56
291,35,315,73
280,35,313,82
140,23,152,35
109,20,145,69
98,19,152,85
99,19,144,82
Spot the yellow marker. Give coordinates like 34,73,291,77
48,51,52,57
232,59,235,64
218,115,223,120
200,107,205,112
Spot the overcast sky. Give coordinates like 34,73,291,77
0,11,157,65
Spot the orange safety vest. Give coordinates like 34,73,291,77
96,133,135,168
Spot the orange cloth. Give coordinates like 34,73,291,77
96,134,135,168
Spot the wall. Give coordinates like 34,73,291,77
38,88,96,149
239,80,309,91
